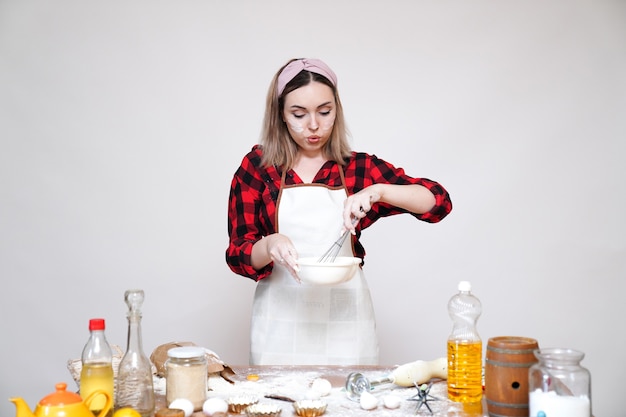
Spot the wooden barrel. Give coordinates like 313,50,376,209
485,336,539,417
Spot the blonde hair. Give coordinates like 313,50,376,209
260,58,352,169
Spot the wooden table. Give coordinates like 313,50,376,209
156,365,488,417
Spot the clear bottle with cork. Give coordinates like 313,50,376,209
115,289,154,417
80,318,114,417
447,280,483,403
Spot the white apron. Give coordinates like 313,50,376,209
249,168,379,365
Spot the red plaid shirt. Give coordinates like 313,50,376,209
226,145,452,281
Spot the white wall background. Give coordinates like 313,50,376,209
1,1,624,416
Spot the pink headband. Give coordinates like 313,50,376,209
276,58,338,97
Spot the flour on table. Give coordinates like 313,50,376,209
201,369,469,417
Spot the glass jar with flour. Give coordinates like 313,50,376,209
165,346,208,411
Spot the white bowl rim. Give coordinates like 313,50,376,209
297,256,362,266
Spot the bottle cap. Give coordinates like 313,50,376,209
167,346,206,359
458,281,471,292
88,318,105,331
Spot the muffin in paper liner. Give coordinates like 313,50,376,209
293,400,327,417
245,403,282,417
227,395,259,414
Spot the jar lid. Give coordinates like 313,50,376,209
155,409,185,417
167,346,206,359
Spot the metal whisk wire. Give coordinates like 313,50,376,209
317,229,351,263
317,216,358,263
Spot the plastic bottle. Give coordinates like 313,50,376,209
80,318,114,417
447,281,483,403
115,289,155,417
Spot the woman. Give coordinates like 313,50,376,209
226,58,452,366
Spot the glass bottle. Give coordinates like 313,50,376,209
80,318,114,417
115,289,154,417
529,348,591,417
447,280,483,403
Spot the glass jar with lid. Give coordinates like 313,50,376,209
528,348,591,417
165,346,208,411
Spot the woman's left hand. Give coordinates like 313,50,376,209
343,184,437,233
342,185,382,234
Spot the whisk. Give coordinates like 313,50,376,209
317,217,358,263
317,229,351,263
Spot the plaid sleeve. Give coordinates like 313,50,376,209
225,147,278,281
346,152,452,224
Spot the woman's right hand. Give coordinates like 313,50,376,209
251,233,301,282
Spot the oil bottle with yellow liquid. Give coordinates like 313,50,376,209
447,281,483,404
80,318,114,417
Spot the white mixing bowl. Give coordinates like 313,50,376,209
296,256,361,285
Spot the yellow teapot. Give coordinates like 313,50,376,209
10,382,112,417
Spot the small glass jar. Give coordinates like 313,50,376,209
528,348,591,417
165,346,208,411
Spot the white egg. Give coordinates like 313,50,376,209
202,397,228,416
310,378,332,396
169,398,194,417
383,394,401,409
359,391,378,410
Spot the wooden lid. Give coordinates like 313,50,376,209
155,408,185,417
487,336,538,350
